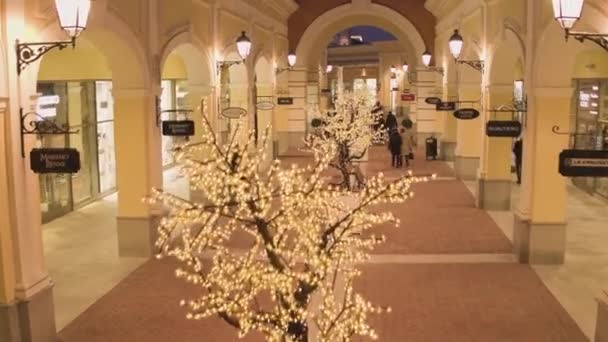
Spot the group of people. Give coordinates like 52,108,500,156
373,102,417,169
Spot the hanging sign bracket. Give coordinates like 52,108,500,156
20,108,79,158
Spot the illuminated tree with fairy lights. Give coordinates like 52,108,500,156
148,116,431,342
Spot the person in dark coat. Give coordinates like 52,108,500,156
385,111,398,131
388,128,403,168
513,137,523,184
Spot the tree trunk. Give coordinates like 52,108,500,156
286,321,308,342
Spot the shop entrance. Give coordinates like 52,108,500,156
36,80,117,223
571,78,608,198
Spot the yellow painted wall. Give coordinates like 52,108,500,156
38,45,112,81
572,50,608,78
161,53,188,79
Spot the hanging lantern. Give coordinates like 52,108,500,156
326,65,333,73
552,0,584,30
422,49,432,67
402,62,409,73
55,0,91,38
449,29,464,60
236,31,252,60
287,51,296,67
390,65,397,74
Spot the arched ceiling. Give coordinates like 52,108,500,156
288,0,436,55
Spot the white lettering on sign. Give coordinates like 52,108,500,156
566,158,608,168
40,153,69,168
488,126,520,132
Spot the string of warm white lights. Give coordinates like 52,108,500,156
146,111,433,342
305,89,384,189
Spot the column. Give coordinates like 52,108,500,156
255,82,274,161
454,84,483,180
514,87,571,264
0,98,21,342
318,68,329,112
187,84,213,145
440,83,458,160
114,88,163,257
414,68,442,142
4,3,57,340
2,94,56,342
477,84,513,210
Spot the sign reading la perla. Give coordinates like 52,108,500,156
453,108,480,120
30,148,81,174
221,107,247,119
436,101,456,111
559,149,608,177
486,120,522,137
162,120,195,136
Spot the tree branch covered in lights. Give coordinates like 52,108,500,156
305,90,384,189
148,116,431,342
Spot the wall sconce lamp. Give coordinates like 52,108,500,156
217,31,252,73
421,49,445,75
553,0,608,51
321,64,333,74
276,51,296,74
16,0,91,75
449,30,484,73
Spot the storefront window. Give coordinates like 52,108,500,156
37,80,117,223
572,79,608,198
160,79,189,168
96,81,116,193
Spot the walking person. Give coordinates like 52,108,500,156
513,137,523,184
385,111,398,132
388,128,403,168
400,127,417,168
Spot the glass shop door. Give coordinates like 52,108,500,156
572,80,601,194
37,83,73,222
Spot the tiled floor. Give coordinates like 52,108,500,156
464,178,608,339
43,154,608,340
42,167,188,330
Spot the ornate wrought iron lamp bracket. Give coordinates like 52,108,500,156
217,60,243,74
276,66,292,75
16,38,76,75
567,30,608,51
20,109,79,157
457,59,484,73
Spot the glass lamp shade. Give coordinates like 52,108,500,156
552,0,584,30
326,65,333,73
55,0,91,38
390,65,397,73
449,29,464,60
422,50,432,67
236,31,252,60
287,52,296,67
402,63,409,73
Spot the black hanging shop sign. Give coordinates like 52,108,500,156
436,101,456,111
277,97,294,105
162,120,195,136
30,148,81,174
425,97,442,105
559,149,608,177
486,120,522,137
454,108,480,120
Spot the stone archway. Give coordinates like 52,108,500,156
159,31,216,174
294,2,428,69
30,8,160,259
